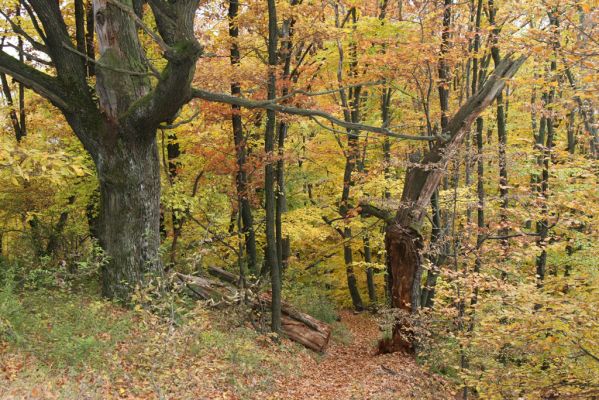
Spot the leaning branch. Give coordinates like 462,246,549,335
0,10,48,53
191,88,435,141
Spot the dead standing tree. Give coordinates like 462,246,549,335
382,55,526,352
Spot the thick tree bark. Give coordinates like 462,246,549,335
96,134,163,299
0,0,201,300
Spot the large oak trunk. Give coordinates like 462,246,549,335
96,133,163,299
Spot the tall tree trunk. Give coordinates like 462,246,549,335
490,0,509,257
275,0,299,276
85,0,95,76
335,6,364,311
535,9,559,287
566,110,576,154
421,189,443,308
472,114,484,305
229,0,257,274
0,10,26,143
422,0,452,309
96,134,163,299
166,131,182,265
266,0,282,332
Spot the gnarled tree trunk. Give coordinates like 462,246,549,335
381,55,526,353
0,0,201,300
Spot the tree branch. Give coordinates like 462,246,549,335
358,202,394,224
191,88,436,141
22,0,47,43
62,42,155,77
0,49,68,109
0,9,48,53
105,0,171,53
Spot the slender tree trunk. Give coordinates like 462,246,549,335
490,0,509,258
496,90,509,250
229,0,257,274
275,1,299,276
166,131,182,265
363,233,376,303
335,7,364,311
422,0,452,309
421,189,442,308
0,16,26,143
340,134,363,311
472,114,484,305
85,0,95,76
266,0,281,333
357,152,376,304
566,110,576,154
535,9,559,287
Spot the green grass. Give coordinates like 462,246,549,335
0,277,132,370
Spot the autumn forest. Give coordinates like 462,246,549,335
0,0,597,398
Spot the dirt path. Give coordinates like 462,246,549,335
267,311,455,400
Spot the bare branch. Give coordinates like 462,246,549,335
0,9,47,53
62,42,156,77
21,0,47,43
159,110,200,129
191,88,436,141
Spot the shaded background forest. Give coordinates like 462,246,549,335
0,0,597,398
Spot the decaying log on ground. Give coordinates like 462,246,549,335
175,272,239,305
207,266,240,285
258,292,331,353
176,270,332,352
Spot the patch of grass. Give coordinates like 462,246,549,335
285,283,340,324
0,274,132,370
331,321,353,345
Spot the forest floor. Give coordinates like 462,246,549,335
264,311,455,400
0,290,455,399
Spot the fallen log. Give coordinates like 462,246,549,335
207,266,239,285
258,292,331,353
175,272,239,305
176,269,332,353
